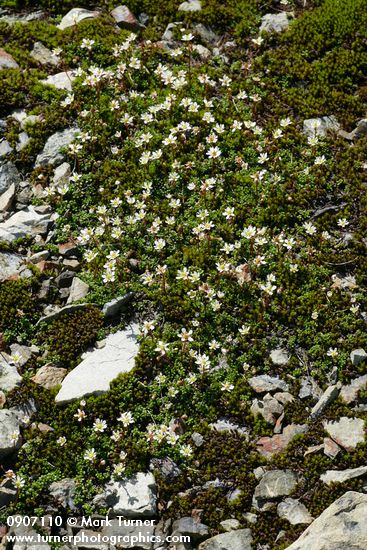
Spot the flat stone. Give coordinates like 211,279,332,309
0,206,51,242
257,424,308,458
349,119,367,140
96,472,156,518
58,8,100,30
323,437,340,459
193,23,219,45
277,498,313,525
270,348,290,365
0,48,19,69
274,392,295,405
0,359,22,392
260,13,289,33
286,491,367,549
110,5,141,31
209,418,248,437
309,383,341,420
67,277,89,304
102,292,134,318
178,0,202,12
320,466,367,485
30,42,59,66
16,131,30,152
197,529,252,550
55,324,139,404
0,182,16,212
0,162,21,195
323,417,365,451
9,343,32,367
149,456,181,480
41,71,76,91
0,409,21,458
32,364,67,390
340,374,367,404
248,374,289,393
35,127,80,167
350,349,367,366
253,470,298,511
303,116,340,138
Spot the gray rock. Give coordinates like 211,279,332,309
193,23,219,45
248,374,289,393
209,418,248,437
0,252,24,281
16,132,30,152
299,377,323,402
49,478,77,510
192,432,204,447
10,398,37,426
260,12,290,33
162,22,179,42
67,277,89,304
35,127,79,167
347,119,367,140
253,470,298,511
96,472,156,518
58,8,100,30
303,116,340,138
30,42,59,66
197,529,252,550
0,139,13,158
9,343,32,367
340,374,367,404
110,5,141,31
270,348,290,365
101,519,155,549
0,206,52,242
0,359,22,392
309,383,341,420
0,48,19,69
0,409,22,458
171,517,209,543
41,71,76,91
178,0,202,12
0,162,21,194
5,522,51,550
149,456,181,479
350,348,367,366
286,491,367,549
55,324,139,404
102,292,134,318
323,417,365,451
36,303,94,326
251,393,284,425
277,498,313,525
32,364,67,390
320,466,367,485
53,162,71,188
220,519,241,532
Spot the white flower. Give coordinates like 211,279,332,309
327,347,339,360
118,411,134,427
57,436,67,446
13,476,25,489
84,448,97,462
337,218,349,228
206,146,221,159
180,444,193,458
93,418,107,433
155,341,169,355
303,222,317,235
178,328,193,343
221,381,234,392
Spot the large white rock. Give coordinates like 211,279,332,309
0,410,22,458
58,8,100,30
30,42,59,66
98,472,156,518
323,417,365,451
66,277,89,304
286,491,367,549
0,162,21,195
0,252,23,281
55,324,139,404
41,71,76,91
277,498,313,525
320,466,367,485
0,206,51,242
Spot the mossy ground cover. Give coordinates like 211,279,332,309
0,0,366,547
